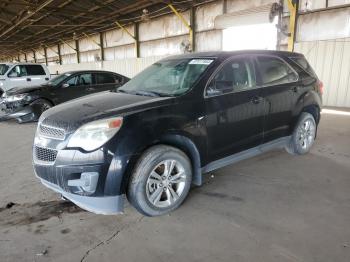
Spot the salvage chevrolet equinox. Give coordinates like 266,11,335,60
33,51,322,216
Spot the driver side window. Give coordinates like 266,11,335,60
8,65,27,78
206,58,256,97
65,75,79,87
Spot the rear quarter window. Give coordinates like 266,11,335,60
257,56,298,86
25,65,46,76
290,56,317,78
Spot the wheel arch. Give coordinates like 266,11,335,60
119,133,203,195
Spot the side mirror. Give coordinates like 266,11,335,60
8,72,18,77
62,83,69,88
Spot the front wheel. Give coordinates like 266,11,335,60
286,112,317,155
127,145,192,217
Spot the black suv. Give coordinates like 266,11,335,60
0,70,128,123
33,51,322,216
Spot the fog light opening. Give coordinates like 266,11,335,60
68,172,99,194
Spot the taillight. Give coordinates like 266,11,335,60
317,80,324,95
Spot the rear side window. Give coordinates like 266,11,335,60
96,73,116,84
290,56,316,77
25,65,46,75
257,56,298,85
206,58,256,96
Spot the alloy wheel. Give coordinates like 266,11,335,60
146,159,187,208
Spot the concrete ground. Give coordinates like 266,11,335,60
0,110,349,262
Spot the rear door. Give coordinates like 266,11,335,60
205,56,267,161
256,55,300,143
25,65,49,86
92,72,123,93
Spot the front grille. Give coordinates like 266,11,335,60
34,146,58,164
39,124,65,140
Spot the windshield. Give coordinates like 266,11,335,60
119,58,214,96
46,73,71,86
0,64,9,75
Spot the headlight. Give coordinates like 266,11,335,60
67,117,123,151
6,94,27,102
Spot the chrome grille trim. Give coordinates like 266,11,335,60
39,123,65,140
34,146,58,165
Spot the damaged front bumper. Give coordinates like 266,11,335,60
0,102,40,123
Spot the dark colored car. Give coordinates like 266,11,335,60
33,51,322,216
0,70,129,123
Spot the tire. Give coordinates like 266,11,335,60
127,145,192,217
286,112,317,155
31,98,53,114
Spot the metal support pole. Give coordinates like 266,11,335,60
33,50,37,63
44,47,48,65
75,40,80,63
287,0,298,52
134,22,140,58
190,7,195,52
24,53,27,62
99,32,105,61
57,44,62,65
168,4,193,52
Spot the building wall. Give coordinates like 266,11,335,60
10,0,350,107
294,5,350,107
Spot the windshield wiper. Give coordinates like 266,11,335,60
118,89,170,97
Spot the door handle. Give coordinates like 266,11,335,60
26,78,31,81
251,96,263,104
86,87,95,91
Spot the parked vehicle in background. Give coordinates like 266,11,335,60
0,70,129,123
0,63,50,95
33,51,322,217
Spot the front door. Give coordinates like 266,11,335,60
205,56,266,161
51,73,93,104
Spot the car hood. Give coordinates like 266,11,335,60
5,85,46,96
40,91,174,133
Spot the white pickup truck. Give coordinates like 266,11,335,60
0,63,51,95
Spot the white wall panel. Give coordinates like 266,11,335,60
139,11,190,42
79,34,100,52
80,50,101,62
19,54,26,62
196,30,222,51
46,46,58,58
140,35,188,57
60,40,76,55
62,54,78,64
104,25,135,47
329,0,350,6
295,38,350,107
196,1,223,32
226,0,277,13
297,8,350,41
299,0,326,11
35,48,45,60
47,56,166,78
104,44,135,60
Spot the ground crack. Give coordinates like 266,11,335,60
80,216,144,262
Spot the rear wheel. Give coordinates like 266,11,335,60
286,112,317,155
127,145,192,216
